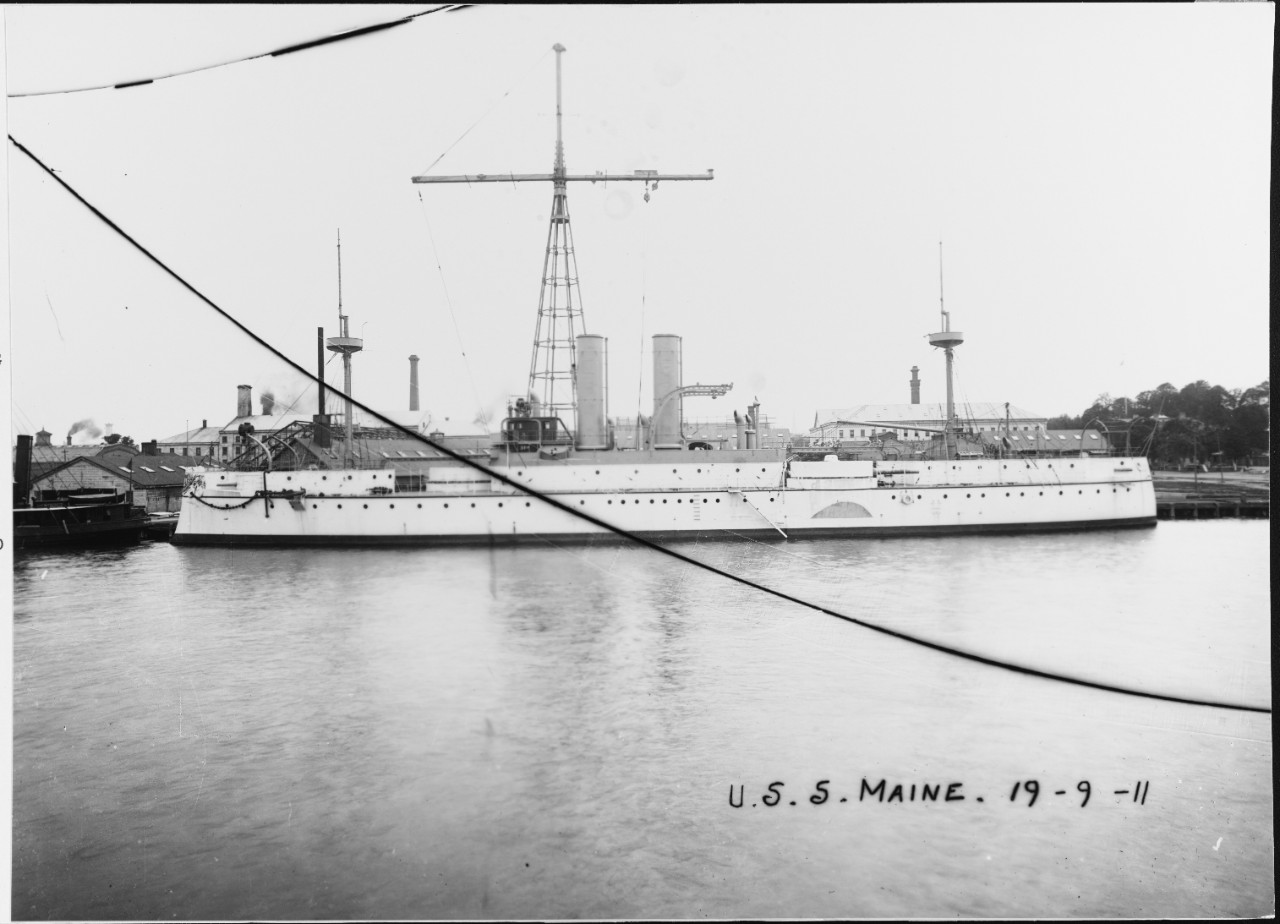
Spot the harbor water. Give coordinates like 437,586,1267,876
11,520,1272,919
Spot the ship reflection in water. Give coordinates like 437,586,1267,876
11,521,1271,920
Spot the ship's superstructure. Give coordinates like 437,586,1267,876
172,46,1157,547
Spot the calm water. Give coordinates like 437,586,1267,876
11,521,1272,920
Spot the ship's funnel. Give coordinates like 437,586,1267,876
652,334,682,449
575,335,608,450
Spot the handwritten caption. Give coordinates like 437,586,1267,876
729,778,1151,808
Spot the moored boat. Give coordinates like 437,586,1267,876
172,44,1157,548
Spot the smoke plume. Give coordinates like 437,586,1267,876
67,419,103,442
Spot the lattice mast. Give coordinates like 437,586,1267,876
411,44,713,435
527,44,581,424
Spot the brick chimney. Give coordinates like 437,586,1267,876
910,366,921,405
237,385,252,418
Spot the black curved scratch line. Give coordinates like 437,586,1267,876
8,5,463,99
7,133,1271,718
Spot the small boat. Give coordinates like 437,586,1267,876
12,434,150,550
145,511,181,541
12,489,150,550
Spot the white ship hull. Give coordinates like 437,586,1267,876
172,450,1156,547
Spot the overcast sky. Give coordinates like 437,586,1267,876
3,4,1273,445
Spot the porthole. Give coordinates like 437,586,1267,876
981,493,986,498
595,470,600,475
608,500,613,505
966,493,971,499
677,499,682,504
579,500,585,505
337,504,343,509
891,495,897,500
363,504,368,509
943,494,948,499
390,504,395,509
650,499,655,504
715,498,721,503
526,502,531,507
703,498,708,504
1059,491,1064,496
498,502,503,508
322,475,328,481
663,499,668,504
769,497,775,502
286,476,292,481
311,504,317,509
917,495,922,500
470,502,476,508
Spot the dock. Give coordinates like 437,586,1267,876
1153,470,1269,520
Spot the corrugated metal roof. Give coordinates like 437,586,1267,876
34,452,210,488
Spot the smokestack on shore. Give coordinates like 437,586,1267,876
14,435,32,508
910,366,921,405
237,384,252,418
409,355,420,412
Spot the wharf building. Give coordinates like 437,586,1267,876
23,440,207,513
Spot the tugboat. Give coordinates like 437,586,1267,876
12,435,149,550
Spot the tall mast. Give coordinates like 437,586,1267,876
527,43,582,426
927,241,964,460
326,229,363,466
412,44,713,435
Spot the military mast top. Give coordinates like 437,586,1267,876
927,242,965,460
412,44,713,433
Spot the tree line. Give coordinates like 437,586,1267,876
1047,379,1270,468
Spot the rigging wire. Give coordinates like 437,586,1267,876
7,5,466,99
415,191,489,432
417,46,554,177
8,132,1270,718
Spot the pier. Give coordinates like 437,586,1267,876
1153,470,1269,520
